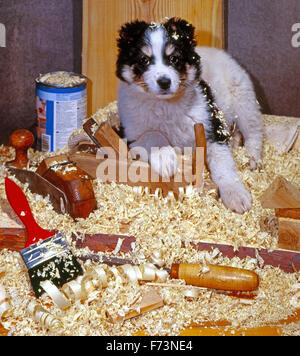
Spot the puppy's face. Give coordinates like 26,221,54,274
116,18,201,99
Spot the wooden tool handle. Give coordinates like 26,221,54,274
6,129,34,169
194,123,206,156
170,263,259,292
5,177,54,247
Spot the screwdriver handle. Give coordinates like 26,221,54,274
170,263,259,292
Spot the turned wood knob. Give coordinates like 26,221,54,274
6,129,34,169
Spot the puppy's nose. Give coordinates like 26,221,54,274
157,76,171,90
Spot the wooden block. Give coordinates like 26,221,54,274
36,154,70,176
278,218,300,251
260,176,300,209
276,208,300,220
73,233,136,253
107,288,164,323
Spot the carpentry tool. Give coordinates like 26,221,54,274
36,156,97,219
7,167,70,216
4,177,83,297
70,119,206,199
5,130,97,219
6,129,34,169
79,254,259,292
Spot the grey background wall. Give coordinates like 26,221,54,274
0,0,82,145
0,0,299,146
225,0,300,117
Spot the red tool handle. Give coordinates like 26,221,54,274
5,177,55,247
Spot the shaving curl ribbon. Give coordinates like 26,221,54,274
27,300,63,330
41,262,169,310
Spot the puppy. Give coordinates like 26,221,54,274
116,18,263,214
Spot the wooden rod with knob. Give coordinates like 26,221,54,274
6,129,34,169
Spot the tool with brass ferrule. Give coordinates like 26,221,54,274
5,177,83,297
79,253,259,294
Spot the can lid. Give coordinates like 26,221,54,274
36,71,87,88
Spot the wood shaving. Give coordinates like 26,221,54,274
0,105,299,335
37,72,86,88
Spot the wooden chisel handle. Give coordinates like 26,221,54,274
170,263,259,292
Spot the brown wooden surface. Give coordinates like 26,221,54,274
36,154,69,176
73,233,136,253
41,163,97,219
171,263,259,292
0,228,26,251
6,129,34,169
276,208,300,220
70,152,198,199
83,118,129,158
82,0,224,115
192,241,300,273
260,176,300,209
278,218,300,251
0,324,8,336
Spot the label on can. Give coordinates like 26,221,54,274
36,72,87,152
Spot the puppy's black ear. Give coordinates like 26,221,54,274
117,20,149,49
164,17,196,46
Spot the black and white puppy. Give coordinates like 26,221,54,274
116,18,263,214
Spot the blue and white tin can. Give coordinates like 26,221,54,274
36,71,87,152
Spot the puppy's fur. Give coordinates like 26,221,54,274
116,18,263,214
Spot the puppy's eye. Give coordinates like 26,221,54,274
169,55,179,65
140,56,151,65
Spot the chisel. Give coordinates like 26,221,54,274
79,254,259,292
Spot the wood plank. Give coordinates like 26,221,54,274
276,208,300,220
192,241,300,273
72,233,136,253
278,218,300,251
82,0,224,115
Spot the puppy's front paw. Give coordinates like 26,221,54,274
219,183,252,214
150,146,177,178
249,156,262,171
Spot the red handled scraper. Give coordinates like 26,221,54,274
5,177,83,297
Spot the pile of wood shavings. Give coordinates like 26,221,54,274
0,104,299,335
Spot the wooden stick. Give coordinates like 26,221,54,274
191,241,300,273
72,233,136,253
107,288,164,323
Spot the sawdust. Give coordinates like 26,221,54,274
0,103,299,335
